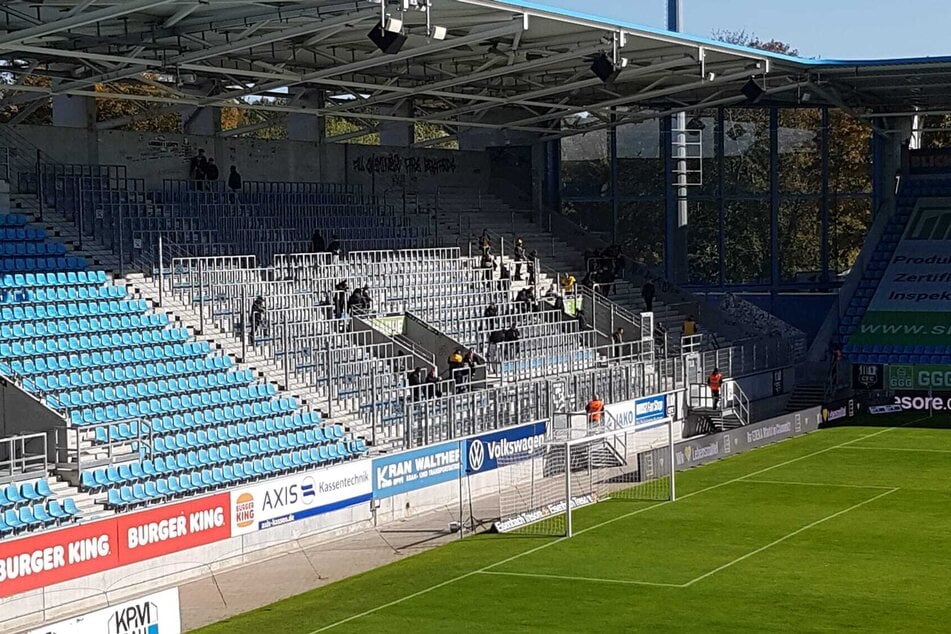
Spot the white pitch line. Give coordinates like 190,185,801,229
683,487,899,587
741,479,897,490
837,445,951,454
478,570,685,588
309,423,913,632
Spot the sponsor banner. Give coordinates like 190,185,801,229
372,442,462,498
870,404,904,415
463,421,547,474
639,408,821,473
908,148,951,174
0,494,228,599
230,460,372,535
604,394,669,429
116,494,230,566
819,396,863,427
852,363,884,390
893,391,951,412
28,587,181,634
494,494,596,533
887,364,951,392
0,514,118,599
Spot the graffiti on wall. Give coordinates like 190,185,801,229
351,153,457,176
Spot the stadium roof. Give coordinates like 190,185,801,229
1,0,949,142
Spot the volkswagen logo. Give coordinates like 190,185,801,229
468,440,485,471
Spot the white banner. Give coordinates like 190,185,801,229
230,459,372,535
29,587,180,634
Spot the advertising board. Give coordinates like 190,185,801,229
230,460,372,535
27,587,181,634
463,422,547,474
603,393,670,429
0,494,228,599
372,442,461,498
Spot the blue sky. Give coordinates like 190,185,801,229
536,0,951,60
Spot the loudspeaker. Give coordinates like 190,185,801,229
741,78,765,103
368,23,407,54
590,54,616,82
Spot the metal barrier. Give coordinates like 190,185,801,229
54,418,151,474
0,432,48,483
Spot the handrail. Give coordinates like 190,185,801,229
0,432,48,483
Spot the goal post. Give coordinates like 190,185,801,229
494,417,676,537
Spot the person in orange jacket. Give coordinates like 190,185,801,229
586,394,604,424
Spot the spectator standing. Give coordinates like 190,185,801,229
480,251,495,282
327,235,342,257
205,158,220,182
310,229,326,253
513,238,526,280
683,315,697,337
424,368,442,399
499,260,511,291
585,394,604,425
562,273,577,294
612,327,625,358
332,280,348,318
189,148,207,182
527,250,538,286
448,349,466,388
228,165,242,191
408,367,423,401
641,280,656,312
708,367,723,410
480,229,491,255
250,295,266,343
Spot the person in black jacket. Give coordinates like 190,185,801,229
310,229,326,253
641,279,656,312
228,165,242,191
513,238,526,280
205,158,220,182
333,280,348,318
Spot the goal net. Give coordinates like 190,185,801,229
494,418,675,537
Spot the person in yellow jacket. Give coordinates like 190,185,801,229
561,273,577,294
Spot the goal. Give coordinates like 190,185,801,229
494,419,676,537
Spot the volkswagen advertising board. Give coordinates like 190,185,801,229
463,421,547,474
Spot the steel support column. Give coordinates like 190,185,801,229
769,107,781,293
820,107,830,282
717,107,726,287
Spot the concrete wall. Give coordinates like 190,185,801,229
0,376,64,460
10,125,491,193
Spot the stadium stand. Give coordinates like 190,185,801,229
841,176,951,364
0,217,369,530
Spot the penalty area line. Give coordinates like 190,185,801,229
477,569,685,588
308,424,912,632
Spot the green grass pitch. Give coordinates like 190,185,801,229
194,413,951,633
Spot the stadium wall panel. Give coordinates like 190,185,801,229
10,125,492,192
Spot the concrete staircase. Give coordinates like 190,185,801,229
785,382,826,412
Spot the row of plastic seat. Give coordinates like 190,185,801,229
103,443,367,508
69,384,282,427
2,341,213,375
87,431,353,490
0,479,54,508
147,399,301,445
0,298,147,323
0,328,190,358
0,214,29,228
0,242,67,257
0,312,165,340
0,284,125,305
0,228,46,242
0,271,108,288
0,499,80,535
0,257,86,273
97,410,325,446
55,370,257,408
26,356,235,392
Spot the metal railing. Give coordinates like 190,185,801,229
54,418,151,474
0,432,48,483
